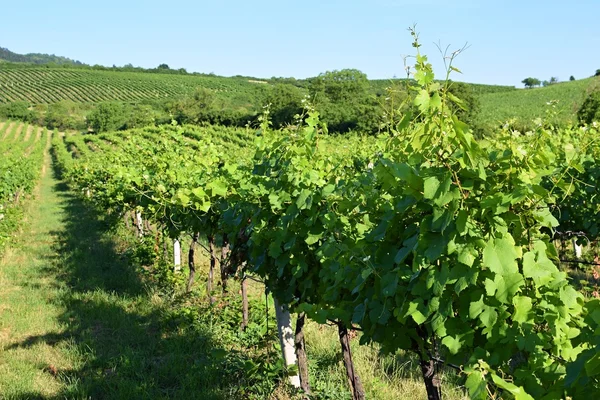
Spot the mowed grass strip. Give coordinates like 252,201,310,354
0,153,259,399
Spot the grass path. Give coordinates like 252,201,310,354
0,152,232,399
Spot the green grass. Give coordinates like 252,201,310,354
0,154,240,399
477,77,600,129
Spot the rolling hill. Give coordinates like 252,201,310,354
0,46,83,65
477,77,599,128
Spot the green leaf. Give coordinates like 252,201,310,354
176,190,190,206
414,89,430,113
469,295,485,319
513,296,533,324
522,242,557,286
480,305,498,329
321,184,335,197
483,236,518,275
491,374,534,400
423,176,440,200
381,272,399,297
305,232,322,245
268,192,282,210
429,92,442,111
456,210,468,235
207,179,228,197
465,371,487,400
395,234,418,263
352,303,366,323
585,353,600,377
442,335,461,354
296,189,312,210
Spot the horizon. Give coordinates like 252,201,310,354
1,1,599,87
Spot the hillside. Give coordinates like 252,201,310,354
0,67,267,106
369,78,516,96
0,46,83,65
477,77,599,128
0,61,596,133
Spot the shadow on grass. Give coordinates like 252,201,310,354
6,169,247,400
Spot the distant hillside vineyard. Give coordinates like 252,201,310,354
0,68,268,104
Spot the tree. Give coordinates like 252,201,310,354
86,102,129,133
595,69,600,77
308,69,380,134
265,84,304,128
522,77,541,88
570,75,576,81
157,63,170,70
167,88,217,125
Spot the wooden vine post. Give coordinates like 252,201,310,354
295,312,311,394
186,232,199,292
338,323,365,400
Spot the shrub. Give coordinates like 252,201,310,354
0,101,38,122
577,90,600,124
46,101,84,130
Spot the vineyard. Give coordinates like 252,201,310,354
1,35,600,398
39,46,600,399
0,120,46,247
477,77,599,130
0,67,268,104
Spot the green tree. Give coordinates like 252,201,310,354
265,84,304,128
86,102,129,133
308,69,380,134
570,75,576,81
522,77,541,88
167,88,216,125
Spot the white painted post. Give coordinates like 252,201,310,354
274,297,301,388
135,210,144,237
572,238,583,259
173,238,181,272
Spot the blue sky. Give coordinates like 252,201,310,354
1,0,598,86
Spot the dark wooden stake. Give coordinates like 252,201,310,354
338,323,365,400
241,275,249,331
208,234,217,303
186,232,199,293
162,230,168,262
418,352,442,400
124,211,131,229
220,233,230,292
295,312,311,395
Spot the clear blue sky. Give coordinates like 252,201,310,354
1,0,598,86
